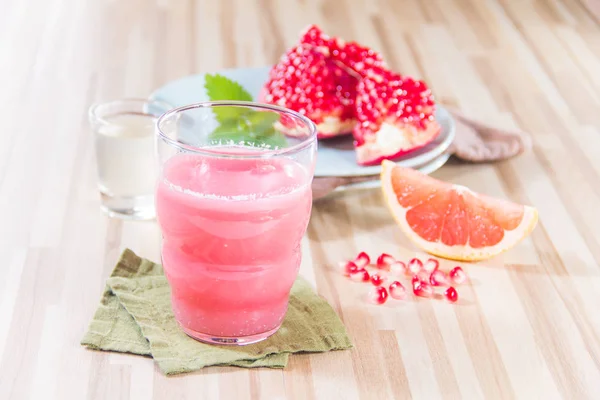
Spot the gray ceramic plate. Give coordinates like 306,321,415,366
151,66,455,177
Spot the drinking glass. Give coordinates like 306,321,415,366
155,101,317,345
89,98,171,220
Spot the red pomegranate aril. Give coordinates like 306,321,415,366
430,270,450,287
414,282,434,298
353,70,440,166
411,275,421,290
389,261,407,276
449,266,468,284
445,287,458,303
353,67,441,165
261,43,357,139
416,269,430,283
340,260,359,276
354,251,371,268
376,253,395,269
389,281,407,300
300,25,386,78
350,269,370,282
408,258,423,274
370,273,385,286
423,258,439,273
368,286,388,305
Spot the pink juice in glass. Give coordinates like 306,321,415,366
155,149,312,343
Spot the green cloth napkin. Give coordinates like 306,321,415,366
81,249,352,375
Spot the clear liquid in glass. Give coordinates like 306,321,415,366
94,113,157,219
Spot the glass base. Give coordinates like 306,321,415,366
100,192,155,220
180,323,281,346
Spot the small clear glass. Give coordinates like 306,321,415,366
155,101,317,345
89,99,171,220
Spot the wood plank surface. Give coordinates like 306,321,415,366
1,0,600,399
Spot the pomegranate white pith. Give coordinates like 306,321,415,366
274,116,357,138
318,116,358,137
354,121,440,165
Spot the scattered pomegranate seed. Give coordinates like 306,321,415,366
414,282,434,298
416,269,430,283
408,258,423,274
389,261,407,276
449,266,468,284
389,281,406,300
349,269,370,282
370,273,385,286
368,286,388,305
429,270,450,286
376,253,395,269
411,275,421,290
340,261,359,276
445,287,458,303
423,258,439,273
354,252,370,268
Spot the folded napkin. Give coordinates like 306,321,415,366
81,249,352,375
447,109,532,162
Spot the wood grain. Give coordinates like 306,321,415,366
1,0,600,399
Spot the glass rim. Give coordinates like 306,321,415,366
155,101,318,158
88,97,173,126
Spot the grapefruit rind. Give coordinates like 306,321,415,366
380,160,538,261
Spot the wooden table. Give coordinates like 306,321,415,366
2,0,600,398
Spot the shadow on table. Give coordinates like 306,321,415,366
309,187,398,242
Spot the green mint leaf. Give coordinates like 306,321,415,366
205,73,253,103
246,111,281,133
205,74,253,121
253,125,288,148
204,74,287,149
210,111,287,149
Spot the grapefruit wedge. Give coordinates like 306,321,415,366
380,160,538,261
